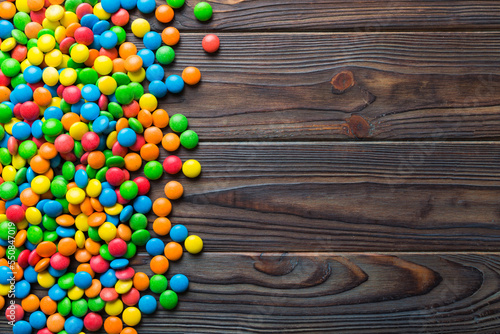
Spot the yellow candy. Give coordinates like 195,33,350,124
0,284,10,296
69,122,88,140
45,5,65,21
54,26,66,43
75,213,89,232
70,44,89,64
31,175,51,194
122,307,141,327
93,3,111,20
42,18,60,31
94,56,113,75
85,179,102,198
106,131,117,149
37,34,56,53
1,38,16,52
58,54,71,70
27,47,44,66
98,76,117,96
48,97,61,109
11,154,26,170
0,215,7,223
139,93,157,112
3,118,20,135
15,0,30,13
60,11,78,27
66,187,86,205
115,279,133,294
25,207,42,225
15,219,28,230
20,59,32,72
184,235,203,254
45,49,63,67
42,67,59,86
105,299,124,316
98,222,117,242
182,159,201,178
59,68,77,86
131,19,150,38
2,166,17,182
104,203,122,216
37,271,56,288
127,68,146,83
75,230,85,248
67,286,84,300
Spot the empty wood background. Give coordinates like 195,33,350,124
4,1,500,333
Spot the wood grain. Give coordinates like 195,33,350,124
126,32,500,140
137,0,500,32
8,253,499,333
150,142,500,252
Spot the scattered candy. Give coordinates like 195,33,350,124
0,0,214,331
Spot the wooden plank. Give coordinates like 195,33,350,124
138,0,500,32
132,32,500,140
7,253,500,333
161,142,500,252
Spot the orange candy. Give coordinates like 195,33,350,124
155,5,174,23
124,153,142,172
85,49,100,68
162,27,180,46
20,188,40,206
57,238,77,256
30,155,50,174
152,217,171,236
33,87,52,106
36,241,57,257
161,133,180,152
85,238,101,255
34,258,50,272
133,272,150,291
47,313,65,333
61,113,80,131
74,248,92,263
150,255,169,274
112,58,126,73
85,279,102,298
40,296,58,315
0,295,3,310
144,127,162,144
25,22,42,39
0,2,16,19
56,214,75,227
164,180,184,200
139,143,159,161
0,87,10,103
104,316,123,334
152,108,169,128
27,0,44,11
152,197,172,217
137,109,153,128
13,230,26,248
119,42,137,59
88,212,106,227
121,327,138,334
87,151,106,169
39,142,58,160
164,242,183,261
182,66,201,85
22,294,40,313
124,55,143,72
116,118,129,132
116,224,132,241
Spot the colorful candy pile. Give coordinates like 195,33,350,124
0,0,220,333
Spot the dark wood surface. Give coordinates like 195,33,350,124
3,1,500,333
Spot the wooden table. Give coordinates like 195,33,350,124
6,1,500,333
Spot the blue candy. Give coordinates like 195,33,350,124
81,84,101,101
121,0,138,10
48,284,67,301
146,238,165,256
92,115,110,134
143,31,162,50
0,20,14,39
148,80,167,98
99,188,117,207
74,271,93,289
14,280,30,299
43,200,63,217
119,205,133,222
170,274,189,293
165,75,184,94
93,20,110,35
80,14,99,29
0,266,13,284
64,316,84,334
138,295,157,314
81,102,100,121
100,269,117,288
74,169,89,188
29,311,47,330
100,30,118,49
110,259,129,269
23,266,37,283
170,224,188,243
12,122,31,140
146,64,164,81
101,0,121,13
133,195,152,214
13,321,32,334
23,66,42,84
137,0,156,13
137,49,155,67
43,106,63,120
117,128,137,147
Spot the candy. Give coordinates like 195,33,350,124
194,2,213,21
202,33,220,53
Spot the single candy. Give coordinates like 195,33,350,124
194,2,213,21
138,295,157,314
159,290,178,310
202,34,220,53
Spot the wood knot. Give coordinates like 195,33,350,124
331,70,355,94
253,253,298,276
342,115,372,139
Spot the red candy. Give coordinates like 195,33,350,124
7,137,18,156
115,267,135,280
111,8,129,26
105,167,125,187
54,134,75,154
133,176,150,195
202,34,220,53
17,249,30,268
74,27,94,46
60,37,76,54
62,86,82,104
0,70,11,86
163,155,182,174
121,287,140,306
107,238,127,257
84,312,103,331
6,205,25,223
20,101,40,121
50,253,70,270
100,287,119,302
28,250,41,267
5,304,24,323
81,132,100,152
90,255,109,273
76,3,93,19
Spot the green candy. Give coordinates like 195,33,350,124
73,141,84,158
58,297,72,317
42,215,57,231
143,161,163,180
112,73,130,87
11,29,27,45
26,226,43,244
0,181,18,200
1,58,20,78
50,179,68,198
88,297,105,312
42,119,63,136
107,102,123,119
194,2,213,21
149,274,168,294
0,148,12,165
78,68,98,85
167,0,185,8
62,161,76,181
11,73,26,88
13,12,30,31
128,118,143,133
0,104,13,123
131,229,150,246
37,29,55,39
119,181,138,200
86,165,97,179
159,290,178,309
14,167,27,185
7,246,22,261
169,114,188,133
0,221,15,240
106,156,124,168
115,85,134,105
129,213,147,231
18,140,38,159
56,198,69,213
26,39,37,50
58,273,76,290
64,0,83,13
71,299,88,317
110,26,126,44
43,231,58,242
59,99,72,113
88,226,102,242
156,46,175,65
99,244,115,261
180,130,199,149
0,52,9,66
95,166,109,182
0,126,4,141
128,82,144,100
123,242,136,259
